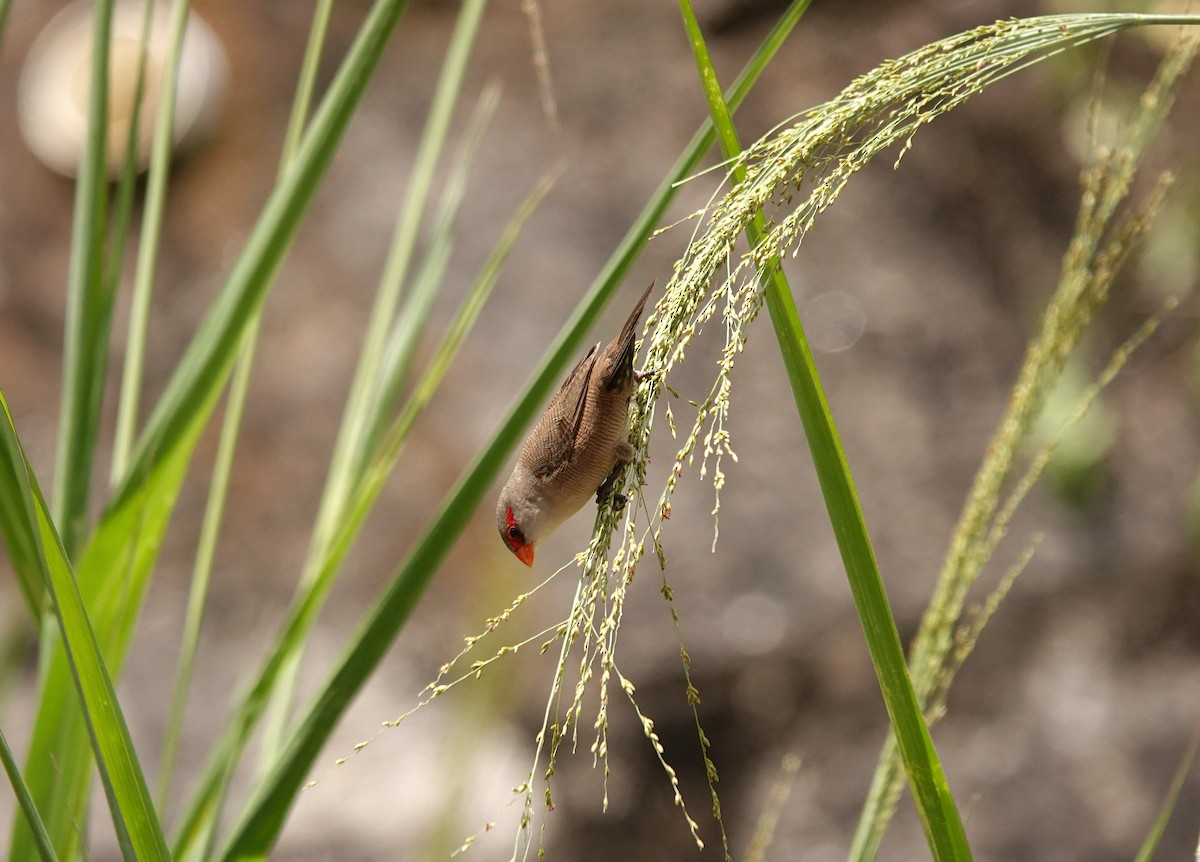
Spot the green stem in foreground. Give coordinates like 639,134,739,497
676,2,972,860
54,0,114,558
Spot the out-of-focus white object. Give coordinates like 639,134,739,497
18,0,229,178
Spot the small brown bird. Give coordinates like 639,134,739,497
496,283,653,566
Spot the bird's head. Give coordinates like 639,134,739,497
497,501,535,567
495,464,552,567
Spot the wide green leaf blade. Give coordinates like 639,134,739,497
13,375,214,862
0,393,170,862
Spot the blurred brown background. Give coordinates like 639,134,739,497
1,1,1199,860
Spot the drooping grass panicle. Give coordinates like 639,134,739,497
622,16,1194,566
499,14,1200,860
850,27,1196,862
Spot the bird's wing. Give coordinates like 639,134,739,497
534,343,598,479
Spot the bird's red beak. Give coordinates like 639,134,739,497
515,542,535,567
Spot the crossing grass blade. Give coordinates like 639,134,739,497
158,0,340,814
258,0,490,771
112,0,196,481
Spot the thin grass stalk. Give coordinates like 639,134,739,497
112,0,193,481
102,0,156,399
155,330,255,811
676,2,970,858
1134,725,1200,862
53,0,114,558
259,0,489,768
209,12,807,854
0,725,58,862
356,83,502,473
157,0,337,817
280,0,335,168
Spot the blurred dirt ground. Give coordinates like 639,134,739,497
1,1,1199,860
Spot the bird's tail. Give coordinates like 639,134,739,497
604,281,654,392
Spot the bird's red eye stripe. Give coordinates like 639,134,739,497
504,506,525,546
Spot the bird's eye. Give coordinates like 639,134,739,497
507,525,522,542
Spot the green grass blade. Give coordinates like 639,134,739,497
210,17,805,858
14,393,205,862
160,0,338,812
676,2,971,859
113,0,413,506
260,0,489,770
1134,725,1200,862
760,262,973,861
156,335,256,811
112,0,194,481
0,393,170,862
356,82,502,475
103,0,155,431
16,3,117,853
279,0,334,169
0,724,58,862
53,0,114,558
